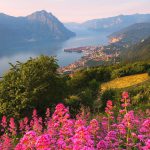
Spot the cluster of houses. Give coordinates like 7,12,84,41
58,45,120,74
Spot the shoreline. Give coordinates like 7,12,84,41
58,43,120,74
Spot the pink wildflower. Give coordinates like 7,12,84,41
35,134,51,150
122,91,129,99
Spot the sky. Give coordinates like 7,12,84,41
0,0,150,23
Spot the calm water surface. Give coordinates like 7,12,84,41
0,30,110,75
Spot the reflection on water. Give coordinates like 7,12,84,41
0,30,110,75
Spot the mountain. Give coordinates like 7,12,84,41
109,23,150,45
0,10,75,46
121,36,150,62
65,14,150,32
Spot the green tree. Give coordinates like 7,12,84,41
0,55,68,118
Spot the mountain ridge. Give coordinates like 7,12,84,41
65,14,150,32
0,10,75,46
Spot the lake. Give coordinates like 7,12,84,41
0,30,110,75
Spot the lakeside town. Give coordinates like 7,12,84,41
58,44,120,74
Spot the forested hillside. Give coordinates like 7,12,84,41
109,23,150,45
121,37,150,62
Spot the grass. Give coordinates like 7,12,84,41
101,73,150,90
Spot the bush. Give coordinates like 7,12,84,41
100,88,119,110
65,95,81,117
111,62,150,78
0,55,68,118
147,68,150,76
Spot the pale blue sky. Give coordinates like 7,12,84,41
0,0,150,22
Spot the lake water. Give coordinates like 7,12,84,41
0,30,110,75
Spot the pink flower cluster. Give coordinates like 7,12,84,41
0,92,149,150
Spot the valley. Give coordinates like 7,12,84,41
59,19,150,74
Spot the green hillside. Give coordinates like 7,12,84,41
109,23,150,45
121,37,150,62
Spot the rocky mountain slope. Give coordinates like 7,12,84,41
0,10,75,46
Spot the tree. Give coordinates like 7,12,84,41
0,55,68,118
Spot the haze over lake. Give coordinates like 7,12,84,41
0,29,110,75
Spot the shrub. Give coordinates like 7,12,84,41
100,88,119,110
0,55,68,118
65,95,81,117
147,68,150,76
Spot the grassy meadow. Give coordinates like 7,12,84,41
101,73,150,90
